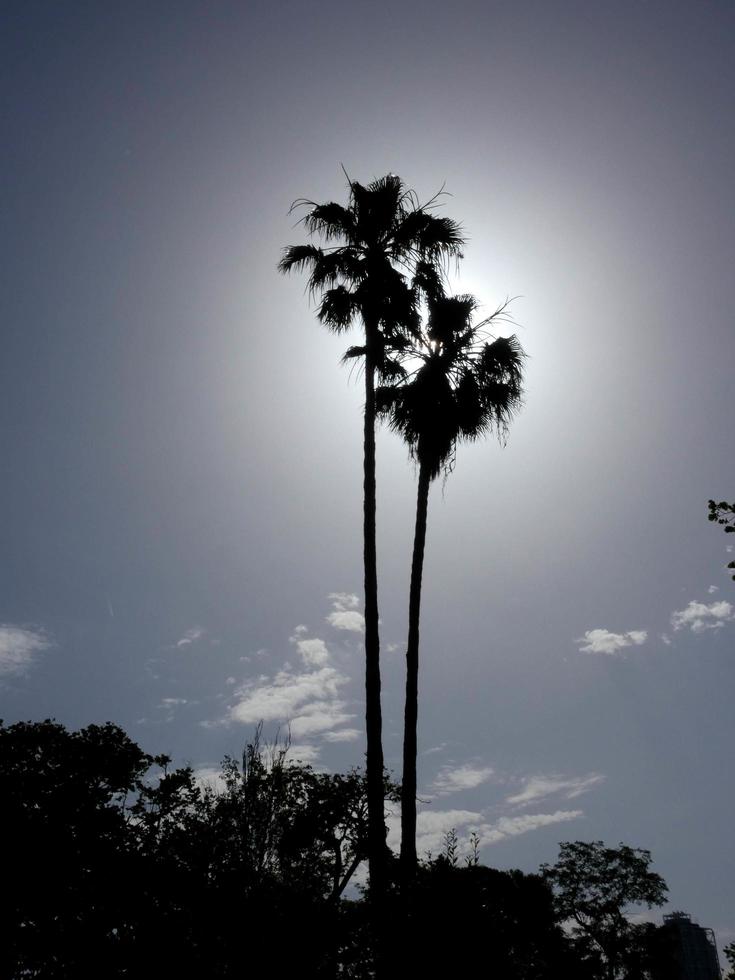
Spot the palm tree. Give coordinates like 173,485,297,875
377,292,525,880
278,173,464,898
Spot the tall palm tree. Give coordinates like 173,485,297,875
377,292,525,880
278,174,464,898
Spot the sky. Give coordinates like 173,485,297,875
2,0,734,952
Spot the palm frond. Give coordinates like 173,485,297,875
392,212,465,262
307,249,365,296
411,260,446,304
317,286,359,332
378,356,408,383
351,177,406,247
278,244,325,276
478,335,526,388
375,383,401,418
341,345,366,362
301,202,357,242
427,294,478,346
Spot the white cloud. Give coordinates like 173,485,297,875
229,664,347,724
287,744,322,764
708,585,720,594
322,728,361,742
227,615,359,745
161,697,188,706
505,772,604,807
0,625,51,677
671,599,734,633
483,810,583,844
432,763,495,795
292,637,330,666
660,633,672,646
193,766,228,794
290,700,355,737
328,592,360,610
577,628,648,655
176,627,204,648
327,610,365,633
326,592,365,633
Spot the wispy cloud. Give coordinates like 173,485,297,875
0,625,51,677
323,728,361,742
388,806,584,858
708,585,720,594
432,763,495,795
577,628,648,655
387,808,483,856
505,772,605,807
671,599,734,633
326,592,365,633
176,627,205,648
328,592,360,609
483,810,583,844
158,696,190,722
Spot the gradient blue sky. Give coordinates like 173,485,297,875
2,0,733,950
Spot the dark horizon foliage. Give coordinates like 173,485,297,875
1,717,711,980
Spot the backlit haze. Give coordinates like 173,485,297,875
2,0,734,948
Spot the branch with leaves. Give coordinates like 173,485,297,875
707,499,735,580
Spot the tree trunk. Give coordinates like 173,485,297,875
399,460,431,879
363,328,386,900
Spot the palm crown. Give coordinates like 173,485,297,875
377,293,526,479
278,174,464,348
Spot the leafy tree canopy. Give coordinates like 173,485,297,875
542,841,668,980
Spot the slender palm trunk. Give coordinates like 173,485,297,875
363,328,386,900
400,460,431,879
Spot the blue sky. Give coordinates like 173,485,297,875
2,0,734,951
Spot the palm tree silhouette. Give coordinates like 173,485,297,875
377,291,525,879
278,173,464,898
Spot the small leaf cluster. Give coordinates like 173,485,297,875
708,499,735,579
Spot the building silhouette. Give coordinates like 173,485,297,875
661,911,722,980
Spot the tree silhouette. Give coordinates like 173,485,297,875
278,173,463,899
541,841,668,980
1,718,391,978
377,291,525,878
724,942,735,980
